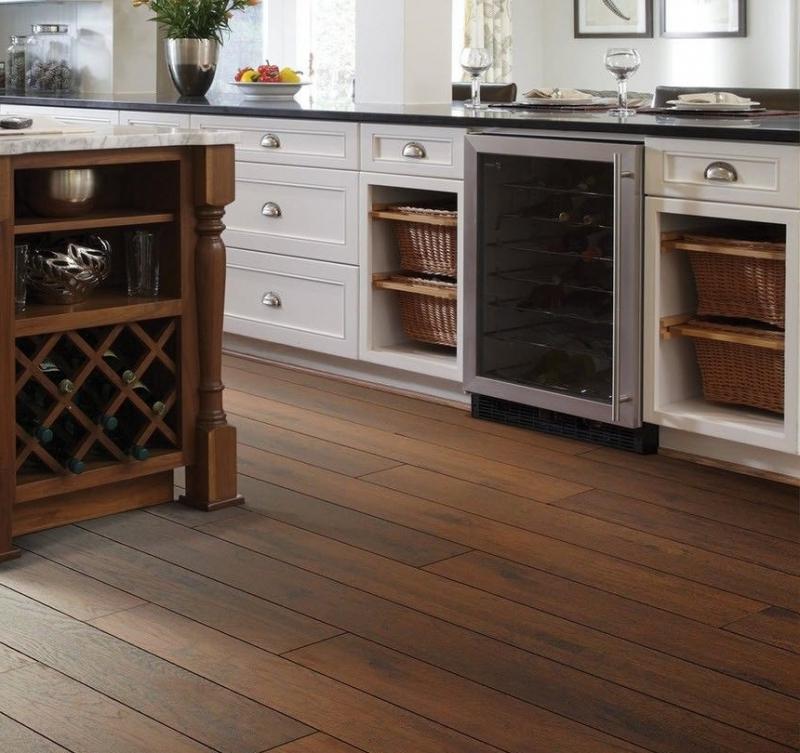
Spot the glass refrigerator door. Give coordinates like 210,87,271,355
478,153,615,403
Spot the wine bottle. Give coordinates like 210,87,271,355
103,350,137,385
109,414,150,462
49,421,86,475
39,358,75,395
17,389,55,443
130,377,167,417
75,374,119,431
575,175,598,192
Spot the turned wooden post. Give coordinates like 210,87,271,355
181,145,244,511
0,157,20,560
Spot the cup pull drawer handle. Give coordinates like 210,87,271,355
261,201,282,218
704,161,738,183
262,291,282,308
261,133,281,149
402,142,427,159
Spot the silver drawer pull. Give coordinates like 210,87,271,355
704,161,738,183
262,291,282,308
402,142,427,159
260,133,281,149
261,201,282,218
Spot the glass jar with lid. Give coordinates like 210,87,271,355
7,35,27,93
25,24,75,93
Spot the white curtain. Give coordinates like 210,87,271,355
464,0,513,83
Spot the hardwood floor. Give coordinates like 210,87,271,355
1,355,798,753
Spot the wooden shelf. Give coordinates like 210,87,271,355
662,317,785,351
370,205,458,227
15,450,185,505
372,273,457,300
14,210,176,236
661,232,786,260
15,292,183,337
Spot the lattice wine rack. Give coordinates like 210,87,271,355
15,318,181,488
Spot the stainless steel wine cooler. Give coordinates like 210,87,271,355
465,132,651,445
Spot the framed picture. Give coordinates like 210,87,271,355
574,0,654,38
661,0,747,38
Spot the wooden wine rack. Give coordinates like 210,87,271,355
0,144,241,561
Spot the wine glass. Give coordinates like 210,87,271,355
604,48,641,116
460,47,493,110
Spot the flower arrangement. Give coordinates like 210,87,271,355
132,0,261,44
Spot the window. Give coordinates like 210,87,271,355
214,0,355,102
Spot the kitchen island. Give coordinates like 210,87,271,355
1,125,241,562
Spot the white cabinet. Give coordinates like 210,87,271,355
0,104,119,126
646,138,800,210
225,162,360,264
190,114,359,170
225,248,359,358
361,123,464,180
119,110,191,129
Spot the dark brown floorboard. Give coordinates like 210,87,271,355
2,357,796,753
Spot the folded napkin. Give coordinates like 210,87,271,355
524,87,592,100
677,92,753,104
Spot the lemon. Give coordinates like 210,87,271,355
279,67,301,84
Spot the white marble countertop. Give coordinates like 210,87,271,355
0,123,238,156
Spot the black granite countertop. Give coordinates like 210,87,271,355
1,91,798,144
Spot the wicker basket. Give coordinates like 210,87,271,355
673,320,785,414
675,234,786,328
375,203,458,278
373,275,457,348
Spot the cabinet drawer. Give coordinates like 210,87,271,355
361,124,465,179
1,104,119,126
119,110,191,129
225,248,358,358
645,138,800,209
190,114,358,169
225,162,359,264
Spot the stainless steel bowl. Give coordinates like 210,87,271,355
26,168,98,218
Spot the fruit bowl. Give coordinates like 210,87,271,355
229,81,310,100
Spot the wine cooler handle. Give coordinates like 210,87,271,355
704,161,738,183
611,155,623,424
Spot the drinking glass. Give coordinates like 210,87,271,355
125,230,159,297
604,48,641,116
460,47,493,110
15,243,28,311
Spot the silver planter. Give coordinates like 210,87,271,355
164,38,219,97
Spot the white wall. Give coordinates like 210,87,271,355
511,0,799,93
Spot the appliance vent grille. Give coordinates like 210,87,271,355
471,395,659,454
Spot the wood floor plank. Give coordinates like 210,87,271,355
0,551,145,621
81,511,788,753
363,465,799,610
555,490,799,575
0,663,216,753
198,513,799,745
222,357,589,455
19,526,341,655
267,733,365,753
224,389,589,503
91,603,506,753
581,447,799,510
425,550,800,697
236,446,764,625
223,369,798,542
230,474,468,566
0,712,71,753
0,586,313,753
0,643,35,675
148,501,250,529
725,608,800,655
287,634,647,753
232,413,402,478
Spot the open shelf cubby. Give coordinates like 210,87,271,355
361,179,463,382
646,199,798,455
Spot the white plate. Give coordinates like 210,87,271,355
667,99,761,111
521,96,610,106
230,81,310,100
